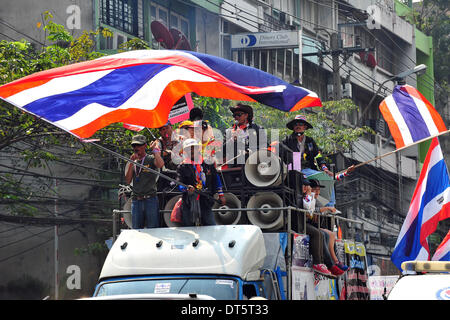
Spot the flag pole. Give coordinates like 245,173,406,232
338,129,450,174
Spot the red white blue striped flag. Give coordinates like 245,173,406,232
432,230,450,261
379,84,447,149
391,137,450,270
0,50,321,139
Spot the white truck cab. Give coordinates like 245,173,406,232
92,225,279,300
388,261,450,300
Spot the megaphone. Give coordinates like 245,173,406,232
163,195,183,227
246,192,284,231
212,192,242,225
122,198,132,228
244,149,285,187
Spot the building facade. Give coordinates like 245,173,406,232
0,0,444,292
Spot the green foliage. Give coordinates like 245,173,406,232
405,1,449,105
306,99,375,154
192,96,373,155
118,37,151,51
75,241,108,257
0,13,115,217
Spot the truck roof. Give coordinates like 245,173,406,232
99,225,266,281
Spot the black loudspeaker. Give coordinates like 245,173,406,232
219,166,245,190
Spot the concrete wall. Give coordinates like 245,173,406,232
0,223,107,299
0,0,94,46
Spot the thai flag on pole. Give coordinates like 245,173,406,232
391,137,450,270
379,85,447,149
432,230,450,261
0,50,321,139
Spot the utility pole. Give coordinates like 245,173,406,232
331,33,342,101
54,178,59,300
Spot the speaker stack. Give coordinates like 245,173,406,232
219,148,297,232
126,149,300,230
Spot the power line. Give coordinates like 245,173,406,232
0,227,77,264
0,227,53,249
0,18,45,46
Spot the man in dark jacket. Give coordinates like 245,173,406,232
177,138,225,226
282,115,332,175
281,114,335,206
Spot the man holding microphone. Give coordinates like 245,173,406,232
125,134,164,229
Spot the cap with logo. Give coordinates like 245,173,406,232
131,134,147,145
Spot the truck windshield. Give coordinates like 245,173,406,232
96,277,239,300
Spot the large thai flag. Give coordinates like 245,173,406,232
432,230,450,261
391,137,450,270
379,85,447,149
0,50,321,139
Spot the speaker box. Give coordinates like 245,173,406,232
219,166,245,189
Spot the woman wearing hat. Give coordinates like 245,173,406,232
177,138,225,226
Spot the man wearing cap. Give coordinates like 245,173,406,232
177,138,225,226
178,120,195,140
125,134,164,229
224,103,267,167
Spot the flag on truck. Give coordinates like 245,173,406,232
0,50,322,139
391,137,450,270
432,230,450,261
379,85,447,149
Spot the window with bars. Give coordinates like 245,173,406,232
100,0,138,36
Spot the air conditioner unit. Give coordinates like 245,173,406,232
288,15,301,27
327,84,334,100
342,82,352,98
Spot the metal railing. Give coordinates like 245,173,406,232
111,205,365,300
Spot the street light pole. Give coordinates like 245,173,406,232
358,64,427,127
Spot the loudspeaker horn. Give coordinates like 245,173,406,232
212,192,241,225
246,192,284,231
163,194,183,227
244,149,285,187
122,198,132,228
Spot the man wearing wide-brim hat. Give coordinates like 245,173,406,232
281,114,332,177
281,114,336,207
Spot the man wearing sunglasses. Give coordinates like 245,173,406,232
224,103,266,167
125,134,164,229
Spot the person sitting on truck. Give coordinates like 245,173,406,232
177,138,226,226
309,179,348,276
125,134,164,229
296,179,334,277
